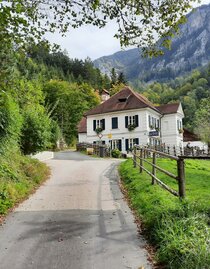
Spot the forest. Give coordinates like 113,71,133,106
0,41,114,214
136,67,210,141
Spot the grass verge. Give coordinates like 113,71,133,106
119,158,210,269
0,151,50,217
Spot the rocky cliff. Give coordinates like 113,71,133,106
94,4,210,83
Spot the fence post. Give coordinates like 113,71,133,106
191,147,194,157
177,157,185,198
143,148,146,159
173,146,176,156
140,148,143,173
133,146,137,168
152,152,156,185
167,146,170,155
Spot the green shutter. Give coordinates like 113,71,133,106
118,139,122,151
135,115,139,127
112,117,118,129
125,139,129,151
125,116,128,128
93,120,96,131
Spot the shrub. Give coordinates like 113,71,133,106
50,120,62,150
0,93,22,153
20,106,52,155
0,153,50,215
111,148,121,158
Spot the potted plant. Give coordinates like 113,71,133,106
127,124,136,131
95,127,103,134
150,125,155,130
179,128,184,134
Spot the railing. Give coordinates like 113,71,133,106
133,145,185,198
76,143,110,157
147,144,210,157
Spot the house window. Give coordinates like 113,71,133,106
177,119,182,131
93,119,105,131
110,139,122,151
149,115,159,129
125,115,139,128
149,138,160,146
112,117,118,129
125,138,139,151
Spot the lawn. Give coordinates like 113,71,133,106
119,158,210,269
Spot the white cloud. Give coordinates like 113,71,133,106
45,22,122,60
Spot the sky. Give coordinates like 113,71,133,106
46,0,210,61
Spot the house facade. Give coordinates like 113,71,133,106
78,87,184,153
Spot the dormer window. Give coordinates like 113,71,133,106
118,97,127,102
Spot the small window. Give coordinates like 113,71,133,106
118,98,127,102
112,117,118,129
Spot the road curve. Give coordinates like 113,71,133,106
0,151,152,269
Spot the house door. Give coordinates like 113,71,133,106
125,138,139,151
110,139,122,151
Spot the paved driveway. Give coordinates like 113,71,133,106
0,151,152,269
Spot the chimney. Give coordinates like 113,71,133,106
101,89,110,103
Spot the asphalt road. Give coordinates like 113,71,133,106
0,151,152,269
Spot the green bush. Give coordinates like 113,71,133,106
20,106,52,155
0,153,50,215
0,93,22,153
50,119,62,150
111,148,121,158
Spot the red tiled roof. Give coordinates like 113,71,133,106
156,103,180,114
183,128,199,142
77,117,87,133
85,87,160,116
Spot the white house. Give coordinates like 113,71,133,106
78,87,184,153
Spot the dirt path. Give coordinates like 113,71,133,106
0,151,152,269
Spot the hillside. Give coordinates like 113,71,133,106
94,4,210,83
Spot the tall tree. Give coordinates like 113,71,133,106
111,68,117,86
194,98,210,149
0,0,199,55
43,80,100,144
118,72,127,84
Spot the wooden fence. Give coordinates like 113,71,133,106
148,144,210,157
133,145,185,198
76,143,110,157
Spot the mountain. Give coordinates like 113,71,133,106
94,4,210,84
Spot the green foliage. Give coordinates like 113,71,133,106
20,106,52,155
110,83,126,96
119,159,210,269
44,80,100,145
0,93,22,153
0,0,198,55
28,45,111,89
111,68,117,85
194,97,210,146
0,153,49,215
141,63,210,130
117,72,127,84
111,149,121,158
50,120,62,150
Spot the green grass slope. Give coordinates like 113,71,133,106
119,159,210,269
0,152,50,216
